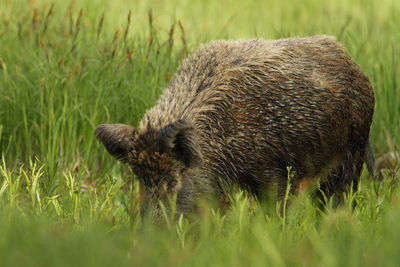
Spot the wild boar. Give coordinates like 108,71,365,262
95,36,375,218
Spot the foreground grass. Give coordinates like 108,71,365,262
0,0,399,266
1,162,400,266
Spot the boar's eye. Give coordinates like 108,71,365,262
167,179,177,191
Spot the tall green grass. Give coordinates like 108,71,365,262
0,0,399,266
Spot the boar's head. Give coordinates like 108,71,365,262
95,120,203,220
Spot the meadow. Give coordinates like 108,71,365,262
0,0,399,266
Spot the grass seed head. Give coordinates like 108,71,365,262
58,57,64,68
81,54,87,67
97,12,104,39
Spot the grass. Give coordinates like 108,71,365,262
0,0,399,266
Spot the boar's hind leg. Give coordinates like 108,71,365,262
317,149,365,204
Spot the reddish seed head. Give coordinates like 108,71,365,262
32,8,38,24
112,47,117,58
113,29,120,41
148,9,153,26
58,57,64,68
47,3,54,17
178,21,185,35
127,10,132,23
127,49,134,59
2,13,9,26
81,54,87,67
169,24,175,38
165,71,169,83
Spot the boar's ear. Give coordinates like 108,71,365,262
95,124,135,162
158,120,203,168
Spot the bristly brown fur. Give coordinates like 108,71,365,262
95,36,375,218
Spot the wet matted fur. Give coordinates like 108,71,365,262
95,36,375,218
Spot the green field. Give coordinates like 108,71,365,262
0,0,399,266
